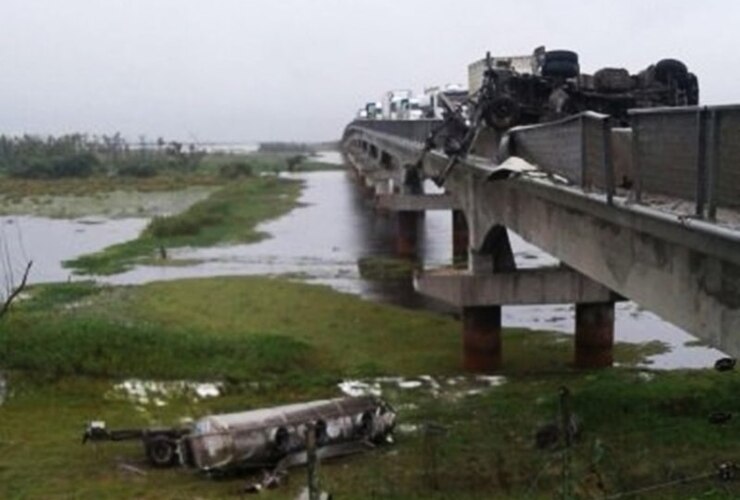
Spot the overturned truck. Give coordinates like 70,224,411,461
466,46,699,129
83,396,396,474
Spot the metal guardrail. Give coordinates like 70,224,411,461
630,105,740,218
507,106,740,217
346,107,740,219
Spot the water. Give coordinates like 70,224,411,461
0,161,725,369
0,216,147,284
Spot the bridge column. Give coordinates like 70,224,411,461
461,225,515,372
462,305,502,373
396,211,420,257
575,302,615,368
452,210,469,264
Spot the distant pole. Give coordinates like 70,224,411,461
306,422,319,500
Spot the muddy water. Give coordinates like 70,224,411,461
0,160,725,369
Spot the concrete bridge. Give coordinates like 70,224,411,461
341,106,740,371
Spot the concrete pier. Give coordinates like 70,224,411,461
575,302,615,368
462,306,502,372
396,210,420,257
452,210,469,264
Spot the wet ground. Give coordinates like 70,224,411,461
0,157,726,369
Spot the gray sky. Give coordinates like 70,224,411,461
1,0,737,142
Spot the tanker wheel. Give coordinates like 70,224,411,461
145,436,178,467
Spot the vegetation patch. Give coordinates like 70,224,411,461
63,176,302,275
2,278,665,382
357,256,418,280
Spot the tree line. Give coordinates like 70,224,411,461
0,134,205,179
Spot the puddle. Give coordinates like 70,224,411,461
108,379,223,406
338,375,507,402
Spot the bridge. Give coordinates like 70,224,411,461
341,106,740,372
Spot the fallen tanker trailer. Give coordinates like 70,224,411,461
83,395,396,474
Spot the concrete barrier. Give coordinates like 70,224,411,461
347,119,442,143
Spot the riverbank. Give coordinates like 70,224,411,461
0,278,736,498
64,176,302,275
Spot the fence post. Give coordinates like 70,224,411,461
707,109,721,221
695,107,708,218
630,113,642,203
602,118,615,205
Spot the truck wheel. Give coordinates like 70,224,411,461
542,60,580,79
654,59,688,84
594,68,633,92
545,50,579,63
145,436,178,467
484,96,520,130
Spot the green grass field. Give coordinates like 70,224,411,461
0,279,736,499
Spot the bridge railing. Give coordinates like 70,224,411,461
508,106,740,217
347,119,442,144
630,105,740,218
507,111,616,201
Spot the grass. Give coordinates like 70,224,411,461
64,176,302,275
0,172,222,199
0,278,737,498
357,256,418,280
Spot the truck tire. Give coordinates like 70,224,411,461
594,68,633,92
544,50,579,64
686,73,699,105
145,436,178,467
484,96,521,130
654,59,688,84
542,60,580,79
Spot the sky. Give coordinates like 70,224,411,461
0,0,738,143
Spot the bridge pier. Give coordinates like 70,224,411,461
396,210,421,257
452,209,469,264
575,302,615,369
462,305,502,372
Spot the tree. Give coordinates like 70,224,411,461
0,225,32,320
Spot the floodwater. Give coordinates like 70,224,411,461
0,154,726,369
0,216,147,284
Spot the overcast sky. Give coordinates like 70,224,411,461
1,0,738,142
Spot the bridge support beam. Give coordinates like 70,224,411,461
575,302,615,369
452,210,469,264
462,305,502,372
